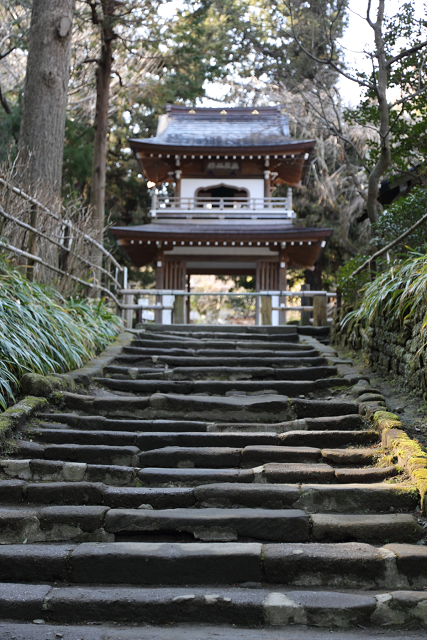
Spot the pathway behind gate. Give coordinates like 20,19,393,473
1,324,427,632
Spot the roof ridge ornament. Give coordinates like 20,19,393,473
220,109,227,115
252,109,259,115
188,109,196,114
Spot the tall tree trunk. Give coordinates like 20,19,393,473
19,0,75,193
91,1,115,248
366,0,391,225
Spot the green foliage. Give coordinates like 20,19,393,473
62,119,94,199
344,3,427,177
343,252,427,337
336,255,370,303
0,256,122,410
372,185,427,256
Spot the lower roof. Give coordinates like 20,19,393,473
110,223,331,242
110,223,332,271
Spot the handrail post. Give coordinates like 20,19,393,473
255,293,261,326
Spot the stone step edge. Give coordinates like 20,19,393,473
2,583,427,628
0,479,418,512
0,541,425,590
0,458,396,486
10,441,381,467
0,505,421,545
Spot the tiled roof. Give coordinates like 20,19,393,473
130,106,306,149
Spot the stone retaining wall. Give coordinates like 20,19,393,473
331,304,427,398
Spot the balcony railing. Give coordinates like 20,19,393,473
150,195,295,220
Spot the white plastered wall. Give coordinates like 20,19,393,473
180,178,264,199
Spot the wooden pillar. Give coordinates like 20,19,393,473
278,247,287,325
300,283,311,326
155,246,164,324
263,170,271,205
313,296,327,326
186,273,191,324
175,169,182,201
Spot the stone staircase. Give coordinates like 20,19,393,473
1,325,427,629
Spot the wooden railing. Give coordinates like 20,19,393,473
0,177,125,304
150,195,295,219
118,288,337,327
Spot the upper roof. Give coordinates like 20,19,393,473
130,105,312,151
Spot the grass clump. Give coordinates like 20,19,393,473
0,256,122,409
342,251,427,334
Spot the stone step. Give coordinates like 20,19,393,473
29,428,280,448
37,413,365,434
6,583,427,628
131,339,305,350
310,514,423,544
141,325,298,336
96,378,348,395
138,445,322,468
123,346,316,357
106,507,310,542
0,505,311,544
114,355,329,368
104,365,338,381
14,439,380,469
38,414,209,432
55,392,359,422
194,482,419,513
16,443,140,467
28,428,375,451
0,479,418,513
135,337,302,347
95,378,320,396
210,414,365,433
0,541,424,589
138,325,299,342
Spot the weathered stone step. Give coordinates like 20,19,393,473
0,504,308,544
0,479,418,513
210,414,365,433
38,414,208,432
310,514,423,544
8,582,427,628
96,378,327,396
277,431,378,448
131,338,305,350
38,413,365,434
55,392,359,422
0,541,424,588
194,482,419,513
142,327,299,340
106,507,310,542
1,457,398,488
104,365,338,381
15,443,140,467
0,506,111,544
142,325,298,336
114,355,328,368
138,445,322,468
28,428,375,451
29,428,280,448
123,346,316,357
1,458,140,486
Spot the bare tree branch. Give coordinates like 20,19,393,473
386,39,427,68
